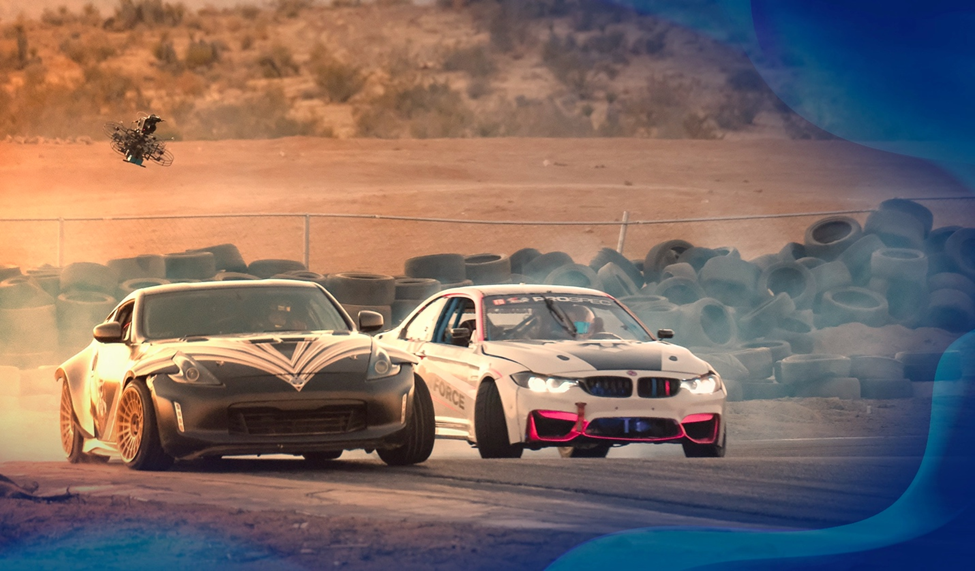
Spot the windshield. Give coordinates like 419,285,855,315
483,294,652,342
141,286,350,340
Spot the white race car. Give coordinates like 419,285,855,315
376,284,727,458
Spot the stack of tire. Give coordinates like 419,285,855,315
56,262,120,358
391,254,475,327
0,266,60,368
325,272,396,329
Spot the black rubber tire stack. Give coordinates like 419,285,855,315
246,258,307,279
850,355,913,399
0,276,58,368
107,255,166,282
803,216,862,260
56,291,117,357
464,254,511,285
165,252,217,280
775,354,859,399
544,264,602,289
391,277,441,326
186,243,248,274
522,252,574,283
589,248,644,288
867,248,929,326
325,272,397,330
698,256,760,308
644,239,694,283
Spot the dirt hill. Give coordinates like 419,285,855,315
0,0,828,140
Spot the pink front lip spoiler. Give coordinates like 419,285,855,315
525,409,720,444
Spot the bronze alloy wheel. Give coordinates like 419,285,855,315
116,385,146,463
59,381,75,456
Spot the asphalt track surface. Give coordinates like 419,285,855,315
2,434,928,535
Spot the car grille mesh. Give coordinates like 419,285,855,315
579,376,632,398
637,377,680,398
228,404,367,436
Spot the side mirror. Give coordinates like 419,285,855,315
448,327,472,346
657,328,674,339
93,321,124,343
358,310,384,333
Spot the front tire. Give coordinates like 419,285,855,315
115,380,174,471
474,381,523,459
558,443,611,458
682,431,726,458
378,376,435,466
59,380,86,463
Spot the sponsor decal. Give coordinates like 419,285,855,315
431,378,466,410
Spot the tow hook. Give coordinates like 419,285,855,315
575,402,586,432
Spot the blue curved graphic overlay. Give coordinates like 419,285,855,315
549,332,975,569
550,1,975,568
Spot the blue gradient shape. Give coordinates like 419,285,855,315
550,1,975,569
549,333,975,569
0,524,299,571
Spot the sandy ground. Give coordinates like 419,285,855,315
1,138,972,275
0,137,972,569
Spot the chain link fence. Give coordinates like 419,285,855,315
1,197,971,276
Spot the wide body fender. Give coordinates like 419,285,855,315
57,343,98,438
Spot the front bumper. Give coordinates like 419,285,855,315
515,378,725,447
149,367,414,460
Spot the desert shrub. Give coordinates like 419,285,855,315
466,77,491,99
480,96,593,137
275,0,313,18
571,0,628,32
584,30,625,56
108,0,184,30
184,39,220,69
484,1,533,53
237,4,261,19
308,46,365,102
727,68,765,92
541,33,603,97
356,81,473,138
634,30,667,56
258,44,299,78
781,111,835,140
240,35,254,50
712,90,764,130
41,6,74,26
183,87,316,139
0,65,145,138
81,3,103,25
615,74,702,137
60,33,117,65
682,112,720,139
442,44,495,77
153,38,181,70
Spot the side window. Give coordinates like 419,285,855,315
114,302,135,341
434,298,476,344
402,298,449,341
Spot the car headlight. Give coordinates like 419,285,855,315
170,352,222,386
680,372,722,395
511,372,579,394
367,343,401,380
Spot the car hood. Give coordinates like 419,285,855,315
481,339,710,377
134,332,377,385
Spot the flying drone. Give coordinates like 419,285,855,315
104,114,174,167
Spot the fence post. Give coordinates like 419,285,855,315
303,214,311,270
58,217,64,268
616,211,630,254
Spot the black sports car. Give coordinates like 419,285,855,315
57,280,434,470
